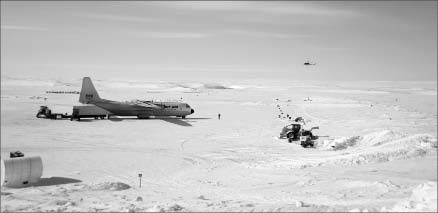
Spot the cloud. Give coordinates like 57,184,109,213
43,63,266,73
155,1,360,17
84,14,158,23
316,47,350,51
158,65,266,73
1,25,47,31
225,29,312,39
131,31,209,39
155,1,250,11
129,29,310,39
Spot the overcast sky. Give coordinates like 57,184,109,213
1,1,437,81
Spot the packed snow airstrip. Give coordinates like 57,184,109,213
1,76,437,212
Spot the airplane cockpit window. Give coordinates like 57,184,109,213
185,104,190,108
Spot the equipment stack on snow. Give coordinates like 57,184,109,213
1,155,43,188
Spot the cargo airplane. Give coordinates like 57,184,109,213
79,77,195,119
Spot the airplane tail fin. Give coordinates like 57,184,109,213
79,77,101,104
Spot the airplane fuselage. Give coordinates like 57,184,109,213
91,99,194,118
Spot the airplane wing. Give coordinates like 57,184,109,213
132,100,163,110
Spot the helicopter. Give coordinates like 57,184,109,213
304,61,316,66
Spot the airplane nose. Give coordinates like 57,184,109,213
191,109,195,114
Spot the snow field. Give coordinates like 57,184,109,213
1,78,436,212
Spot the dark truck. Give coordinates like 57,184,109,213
36,106,70,119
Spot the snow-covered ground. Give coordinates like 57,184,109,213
1,76,437,212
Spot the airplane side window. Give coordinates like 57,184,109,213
172,106,178,108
